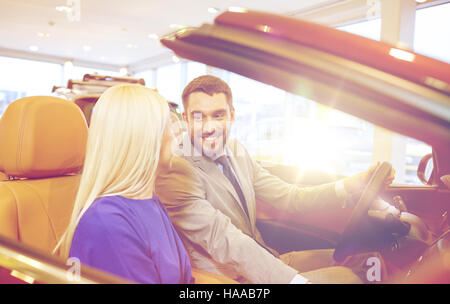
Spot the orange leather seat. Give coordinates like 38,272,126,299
0,96,87,255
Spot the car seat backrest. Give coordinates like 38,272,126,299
0,96,87,253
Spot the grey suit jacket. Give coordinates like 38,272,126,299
155,139,345,283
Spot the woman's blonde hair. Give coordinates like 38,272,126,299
55,84,170,258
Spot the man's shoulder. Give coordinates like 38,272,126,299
226,139,250,159
155,156,205,203
163,156,197,177
156,156,204,189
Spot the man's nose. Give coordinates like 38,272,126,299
201,117,218,132
203,121,216,134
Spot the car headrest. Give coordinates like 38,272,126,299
0,96,88,178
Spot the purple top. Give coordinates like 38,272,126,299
69,195,192,284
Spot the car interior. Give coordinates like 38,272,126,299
0,92,447,284
254,158,450,283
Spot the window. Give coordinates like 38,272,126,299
404,138,432,185
337,18,381,40
186,62,206,83
156,63,182,105
133,70,155,88
226,70,434,185
0,56,62,116
154,61,206,106
228,72,288,164
228,72,373,176
414,3,450,63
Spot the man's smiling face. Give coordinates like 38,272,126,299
183,91,234,158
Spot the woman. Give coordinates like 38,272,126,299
55,84,192,284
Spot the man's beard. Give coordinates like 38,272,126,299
192,131,227,159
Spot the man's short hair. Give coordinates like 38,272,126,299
182,75,233,111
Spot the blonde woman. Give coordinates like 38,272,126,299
56,84,192,284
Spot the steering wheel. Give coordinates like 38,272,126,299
333,162,392,262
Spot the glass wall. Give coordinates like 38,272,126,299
126,61,207,106
156,63,183,105
186,62,207,83
0,56,122,117
133,70,154,88
222,69,432,184
0,56,62,116
228,72,374,176
414,2,450,63
337,17,381,40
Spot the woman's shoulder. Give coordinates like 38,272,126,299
85,195,132,216
76,196,136,232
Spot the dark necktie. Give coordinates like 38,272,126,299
215,155,250,218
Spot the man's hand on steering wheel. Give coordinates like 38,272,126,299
334,162,396,262
343,161,396,196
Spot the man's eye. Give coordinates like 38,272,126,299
214,113,225,119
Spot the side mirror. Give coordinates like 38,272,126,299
417,153,434,185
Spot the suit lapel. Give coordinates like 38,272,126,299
187,153,252,229
226,145,256,232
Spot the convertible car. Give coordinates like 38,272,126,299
0,9,449,284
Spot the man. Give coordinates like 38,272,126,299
156,75,394,284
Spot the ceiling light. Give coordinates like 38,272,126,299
148,33,159,40
126,43,138,49
56,6,71,13
208,7,219,14
389,48,415,62
64,60,73,72
119,67,128,76
29,45,39,52
56,2,80,22
37,32,51,38
82,45,92,52
415,0,427,3
172,55,180,63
